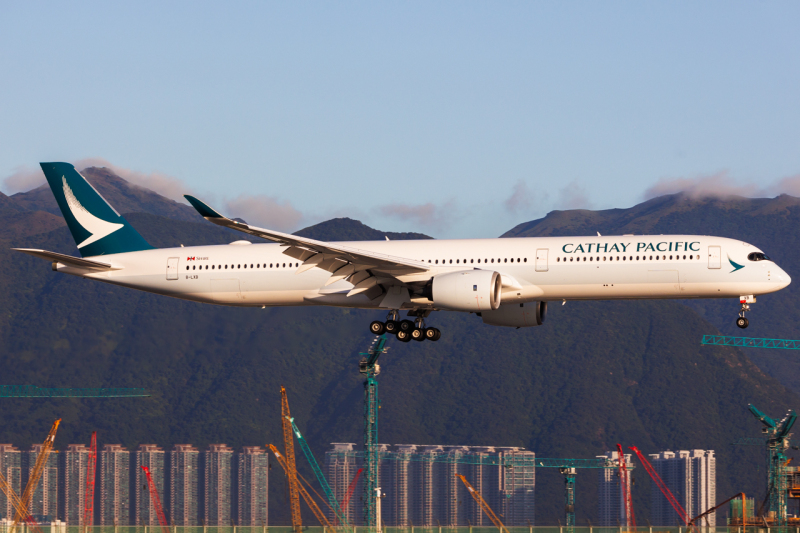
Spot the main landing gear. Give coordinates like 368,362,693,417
369,311,441,343
737,296,753,329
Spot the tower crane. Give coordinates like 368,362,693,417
281,386,303,533
456,474,510,533
83,432,97,529
140,466,169,533
747,403,796,527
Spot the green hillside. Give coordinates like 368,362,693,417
504,193,800,396
0,178,797,524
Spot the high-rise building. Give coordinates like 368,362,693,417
237,447,268,526
597,450,633,527
60,444,90,525
0,445,22,522
649,450,716,527
204,444,234,526
170,445,200,526
25,445,58,522
99,444,130,526
134,445,165,526
326,443,360,526
325,443,535,527
499,447,536,526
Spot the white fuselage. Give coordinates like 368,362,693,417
60,235,790,310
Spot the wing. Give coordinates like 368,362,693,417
13,248,120,271
184,195,432,301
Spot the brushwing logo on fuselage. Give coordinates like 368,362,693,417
728,254,745,273
62,176,124,248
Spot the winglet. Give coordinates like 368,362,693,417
184,195,224,219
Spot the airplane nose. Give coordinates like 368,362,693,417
778,267,791,289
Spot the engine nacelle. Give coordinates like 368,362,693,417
429,270,502,312
481,301,547,328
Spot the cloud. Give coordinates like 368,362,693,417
377,200,457,232
224,194,304,232
643,171,760,200
1,157,193,202
2,166,45,194
74,157,192,202
763,174,800,197
557,180,592,209
504,180,538,214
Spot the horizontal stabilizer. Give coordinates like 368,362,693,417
12,248,120,271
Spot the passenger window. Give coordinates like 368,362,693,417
623,256,626,261
524,258,527,262
669,255,672,260
557,257,560,262
603,257,606,261
283,263,286,267
456,259,460,264
491,259,494,263
470,259,474,264
504,258,507,263
244,264,247,269
186,266,189,270
435,260,438,264
589,257,593,262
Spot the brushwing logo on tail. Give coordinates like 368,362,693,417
62,176,124,248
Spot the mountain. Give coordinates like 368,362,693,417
504,193,800,396
295,217,432,241
0,172,797,525
10,166,201,223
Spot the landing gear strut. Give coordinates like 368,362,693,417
737,297,752,329
368,311,441,342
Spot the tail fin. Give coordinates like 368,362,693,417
39,162,153,256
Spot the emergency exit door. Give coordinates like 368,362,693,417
708,246,721,269
536,248,549,272
167,257,179,280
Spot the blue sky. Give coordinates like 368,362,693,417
1,2,798,238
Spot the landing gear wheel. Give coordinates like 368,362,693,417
370,321,386,335
411,328,425,342
399,320,415,332
424,327,441,341
385,320,399,334
737,317,749,329
396,330,412,342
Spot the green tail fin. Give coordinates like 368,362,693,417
39,162,154,257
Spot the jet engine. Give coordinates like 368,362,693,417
480,301,547,328
426,270,502,312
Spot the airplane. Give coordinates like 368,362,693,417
13,162,792,342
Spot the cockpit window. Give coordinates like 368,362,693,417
748,252,771,261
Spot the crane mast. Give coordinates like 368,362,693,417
456,474,510,533
14,419,61,532
281,386,303,533
83,432,97,529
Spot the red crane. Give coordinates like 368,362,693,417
629,447,692,529
340,468,363,520
83,432,97,528
616,444,636,530
141,466,169,533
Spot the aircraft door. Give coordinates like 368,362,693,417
535,248,549,272
167,257,179,280
708,246,721,269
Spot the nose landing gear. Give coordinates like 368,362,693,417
368,311,441,342
737,296,754,329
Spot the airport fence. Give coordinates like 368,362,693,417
0,526,790,533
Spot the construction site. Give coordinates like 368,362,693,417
0,334,798,533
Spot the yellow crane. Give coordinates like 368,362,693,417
281,386,303,533
268,444,337,530
16,419,61,530
456,474,510,533
0,419,61,533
